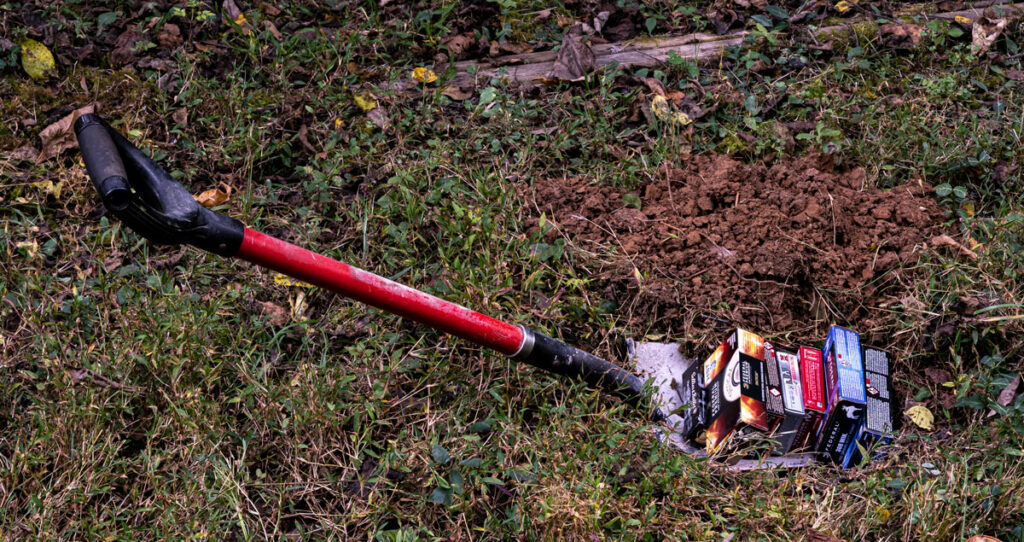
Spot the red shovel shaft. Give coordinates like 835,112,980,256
236,227,526,355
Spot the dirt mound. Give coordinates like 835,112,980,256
528,154,944,333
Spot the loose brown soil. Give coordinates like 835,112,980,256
528,154,944,335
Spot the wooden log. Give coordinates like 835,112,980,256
448,2,1024,88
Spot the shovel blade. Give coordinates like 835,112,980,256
628,339,817,471
628,339,704,455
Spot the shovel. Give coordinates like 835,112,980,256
75,114,812,470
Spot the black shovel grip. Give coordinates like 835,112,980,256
75,114,131,211
515,327,666,421
73,114,244,256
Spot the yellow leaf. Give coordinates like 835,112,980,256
651,95,671,121
961,202,975,217
672,111,692,126
16,240,39,257
412,67,438,84
875,507,891,521
632,266,643,288
272,272,314,288
651,95,692,127
954,16,972,25
835,0,855,14
234,13,247,26
352,92,378,112
33,180,63,200
905,405,934,431
193,183,232,208
19,38,56,80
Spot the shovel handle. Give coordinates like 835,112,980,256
235,228,659,413
236,227,526,354
76,115,658,417
75,115,131,211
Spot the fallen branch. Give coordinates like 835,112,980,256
449,2,1024,88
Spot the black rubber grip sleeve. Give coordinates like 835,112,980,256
74,114,131,211
518,328,665,421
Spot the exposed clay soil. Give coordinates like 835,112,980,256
528,154,944,333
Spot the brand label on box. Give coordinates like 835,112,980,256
822,325,865,410
762,342,787,427
704,329,768,452
778,349,804,414
862,346,898,438
799,347,826,413
675,360,706,440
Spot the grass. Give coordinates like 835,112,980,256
2,1,1024,539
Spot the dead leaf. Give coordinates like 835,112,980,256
158,23,182,48
68,367,137,391
222,0,251,34
972,16,1007,55
926,366,956,410
172,107,188,126
297,124,318,153
548,25,595,82
1007,69,1024,82
7,145,38,163
441,86,473,101
802,526,845,542
987,374,1023,417
36,104,97,164
966,536,1004,542
930,234,979,261
157,72,180,93
265,20,283,41
443,33,476,58
110,27,146,66
257,300,289,325
771,121,796,152
489,40,531,57
711,244,735,259
880,23,923,49
137,57,178,71
924,367,952,386
194,182,232,208
641,77,666,96
582,11,610,34
222,0,242,21
604,19,636,41
69,42,96,62
260,2,282,16
367,108,389,130
905,404,935,430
